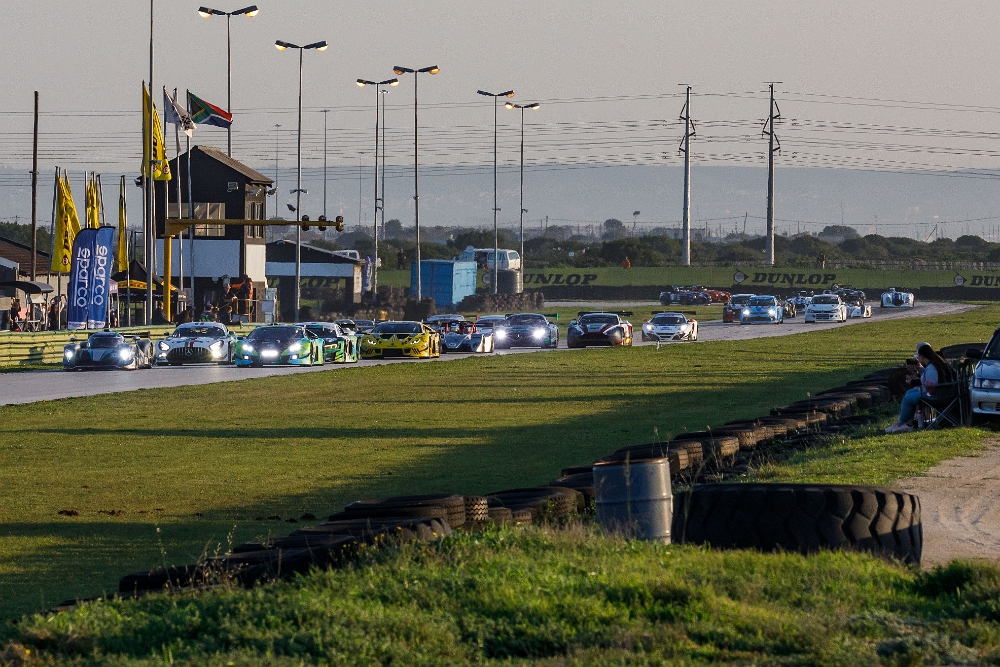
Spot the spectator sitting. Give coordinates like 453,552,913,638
886,343,953,433
152,302,169,325
219,304,233,325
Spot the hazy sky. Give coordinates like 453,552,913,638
0,1,998,235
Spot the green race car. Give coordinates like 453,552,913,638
301,321,359,363
234,325,324,367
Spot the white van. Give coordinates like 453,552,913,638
457,246,521,271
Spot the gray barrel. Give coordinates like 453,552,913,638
496,269,523,295
593,457,673,543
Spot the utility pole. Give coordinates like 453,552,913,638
763,82,781,266
30,91,38,281
679,85,695,266
322,109,329,220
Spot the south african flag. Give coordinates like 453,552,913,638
187,91,233,129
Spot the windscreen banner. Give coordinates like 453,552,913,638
67,227,115,329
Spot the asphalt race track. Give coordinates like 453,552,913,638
0,301,975,407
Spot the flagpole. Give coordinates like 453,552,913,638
145,0,155,325
96,173,111,327
171,88,184,317
48,167,58,329
186,89,195,313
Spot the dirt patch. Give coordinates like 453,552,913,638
899,438,1000,567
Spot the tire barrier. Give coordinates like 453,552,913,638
110,364,923,603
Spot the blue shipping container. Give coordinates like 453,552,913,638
410,260,477,307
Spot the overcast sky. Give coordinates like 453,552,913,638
0,1,998,235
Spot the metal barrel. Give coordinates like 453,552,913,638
593,456,673,543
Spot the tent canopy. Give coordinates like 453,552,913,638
0,280,54,295
111,260,162,285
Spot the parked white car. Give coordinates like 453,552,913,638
804,294,848,323
881,288,915,308
156,322,237,365
457,246,521,271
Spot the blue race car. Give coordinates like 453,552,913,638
63,331,154,370
740,295,784,324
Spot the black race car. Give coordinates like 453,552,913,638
63,331,154,370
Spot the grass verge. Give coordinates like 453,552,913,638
7,526,1000,665
0,305,996,619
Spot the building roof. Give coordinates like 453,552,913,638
0,235,49,274
194,145,274,185
266,240,364,264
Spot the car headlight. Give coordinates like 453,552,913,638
158,341,169,351
768,308,776,315
64,350,74,360
533,327,546,339
288,342,301,352
742,309,750,316
495,330,507,340
118,348,133,360
974,377,1000,389
643,323,652,331
210,340,224,350
242,344,254,353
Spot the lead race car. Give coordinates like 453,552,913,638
234,324,325,367
301,321,359,363
64,330,154,370
155,322,237,365
641,311,698,342
568,312,633,347
494,313,559,349
803,293,848,322
740,296,783,324
881,287,915,308
439,319,495,353
359,321,441,359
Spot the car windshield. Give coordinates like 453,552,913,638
812,295,839,305
580,314,617,325
173,325,225,338
748,297,775,307
982,335,1000,361
729,295,751,305
304,324,335,336
335,320,356,328
353,320,375,327
506,315,546,326
651,314,686,325
248,326,300,341
477,317,505,326
89,334,123,348
371,322,423,335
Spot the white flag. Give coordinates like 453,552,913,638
163,88,195,137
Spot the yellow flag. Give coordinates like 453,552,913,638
142,83,171,181
50,173,82,273
117,176,128,272
85,175,101,229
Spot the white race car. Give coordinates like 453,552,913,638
440,320,495,353
641,311,698,341
803,294,848,323
845,291,872,318
156,322,237,365
881,288,915,308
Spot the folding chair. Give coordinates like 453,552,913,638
919,360,972,429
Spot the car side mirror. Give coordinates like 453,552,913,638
967,348,983,360
70,337,77,343
570,319,578,326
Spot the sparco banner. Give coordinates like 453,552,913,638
67,227,115,330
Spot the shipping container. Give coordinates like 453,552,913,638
410,260,477,307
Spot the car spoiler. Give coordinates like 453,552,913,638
577,311,634,317
501,313,560,321
651,310,698,315
125,330,152,339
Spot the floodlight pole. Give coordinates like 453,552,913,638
478,88,515,295
506,102,540,270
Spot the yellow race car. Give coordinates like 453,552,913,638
359,321,441,359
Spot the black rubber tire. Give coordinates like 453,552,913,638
487,506,514,524
547,473,595,506
604,443,687,474
672,483,922,564
487,487,574,519
330,505,451,526
345,494,466,528
464,496,489,523
561,465,593,477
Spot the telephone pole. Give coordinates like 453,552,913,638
763,83,781,266
679,85,695,266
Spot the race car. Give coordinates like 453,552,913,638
359,321,441,359
494,313,559,349
425,314,466,334
440,320,495,353
789,291,813,310
640,311,698,342
474,315,508,335
686,285,730,303
803,294,848,323
724,294,754,323
234,325,325,367
740,296,783,324
567,312,633,347
782,300,797,319
63,330,154,370
845,291,872,318
302,321,359,363
155,322,237,365
881,287,915,308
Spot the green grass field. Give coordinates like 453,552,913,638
0,305,995,621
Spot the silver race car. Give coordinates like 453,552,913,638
881,287,915,308
640,311,698,342
156,322,237,365
440,319,495,353
846,291,872,318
